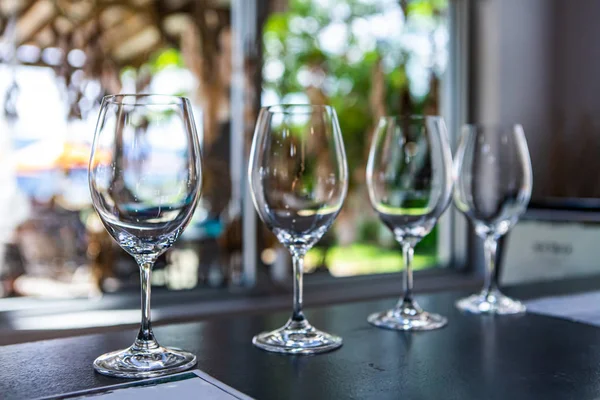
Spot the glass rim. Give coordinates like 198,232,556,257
102,94,191,106
260,104,334,114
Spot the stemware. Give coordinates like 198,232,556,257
366,116,453,331
248,104,348,354
454,124,532,314
89,95,202,377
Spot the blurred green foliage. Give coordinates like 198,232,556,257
150,48,185,72
264,0,448,274
305,243,437,276
263,0,448,188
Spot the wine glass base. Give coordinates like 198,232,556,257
93,345,197,378
368,301,447,331
252,320,342,355
456,289,526,315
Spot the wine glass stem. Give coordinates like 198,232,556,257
135,261,158,350
291,254,306,323
402,243,414,303
483,235,499,294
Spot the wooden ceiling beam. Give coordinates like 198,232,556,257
99,5,129,30
101,13,148,52
34,24,56,48
113,29,163,65
1,0,35,17
15,0,56,45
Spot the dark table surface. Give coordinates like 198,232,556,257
2,278,600,400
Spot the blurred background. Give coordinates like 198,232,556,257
0,0,599,339
0,0,448,301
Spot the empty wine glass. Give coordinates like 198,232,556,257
248,104,348,354
454,124,532,314
89,95,202,377
366,116,453,331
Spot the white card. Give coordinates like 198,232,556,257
502,220,600,284
526,290,600,327
40,370,254,400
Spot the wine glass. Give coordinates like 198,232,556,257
89,95,202,377
248,104,348,354
366,116,453,331
454,124,532,314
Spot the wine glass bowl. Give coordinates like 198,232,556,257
89,95,202,377
366,116,453,331
249,104,348,354
454,123,532,315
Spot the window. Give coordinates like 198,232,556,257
260,0,453,279
0,0,463,303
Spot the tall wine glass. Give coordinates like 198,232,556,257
366,116,453,331
248,104,348,354
454,124,532,314
89,95,202,377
